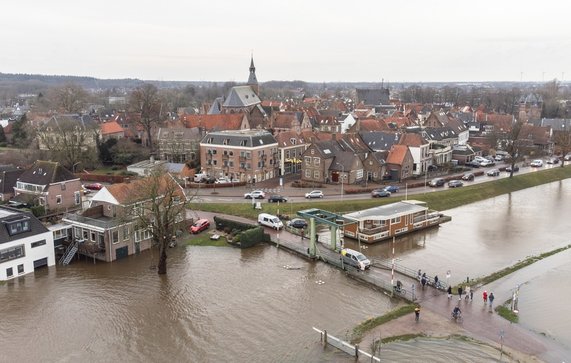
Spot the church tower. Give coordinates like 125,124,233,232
247,55,259,95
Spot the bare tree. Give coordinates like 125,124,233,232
501,120,529,178
48,83,89,113
36,116,99,170
128,83,164,152
124,171,187,275
553,130,571,167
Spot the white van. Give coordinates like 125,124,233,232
257,213,284,230
340,248,371,271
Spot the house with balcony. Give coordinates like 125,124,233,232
62,174,187,262
0,206,55,280
13,161,82,213
199,130,278,183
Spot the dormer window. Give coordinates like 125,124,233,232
223,138,230,145
207,138,213,144
5,219,31,236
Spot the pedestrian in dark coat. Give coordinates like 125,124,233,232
447,286,452,299
421,276,427,289
458,286,463,301
434,275,439,288
489,292,495,309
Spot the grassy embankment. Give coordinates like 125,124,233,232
184,232,229,247
350,304,417,344
191,166,571,220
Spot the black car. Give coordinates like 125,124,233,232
461,173,475,181
268,195,288,203
288,218,308,229
505,165,520,172
371,189,391,198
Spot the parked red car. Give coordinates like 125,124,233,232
83,183,103,190
190,219,210,234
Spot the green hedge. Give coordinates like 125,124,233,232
213,216,255,233
236,226,270,248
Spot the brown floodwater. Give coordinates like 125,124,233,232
1,180,570,362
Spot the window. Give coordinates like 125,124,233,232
56,195,62,204
6,267,13,277
314,170,320,179
305,156,311,165
246,152,251,159
74,191,81,205
123,226,130,240
313,157,320,166
229,161,234,167
18,264,24,274
213,160,217,165
305,169,311,178
390,217,401,224
112,231,119,244
83,229,89,241
240,140,247,146
0,245,25,263
6,220,31,236
31,240,47,248
223,138,230,145
285,150,290,159
91,231,96,242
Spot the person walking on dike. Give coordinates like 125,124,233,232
434,275,439,288
483,290,488,304
470,289,474,301
418,269,422,281
447,286,452,299
489,292,495,311
414,305,421,322
421,275,427,289
465,285,471,301
458,286,463,301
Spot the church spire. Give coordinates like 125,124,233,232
247,54,259,95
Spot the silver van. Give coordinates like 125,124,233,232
257,213,284,230
340,248,371,271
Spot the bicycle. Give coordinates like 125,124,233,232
451,311,463,323
393,285,407,296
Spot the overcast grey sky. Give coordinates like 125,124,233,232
3,0,570,83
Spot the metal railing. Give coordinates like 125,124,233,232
371,258,448,291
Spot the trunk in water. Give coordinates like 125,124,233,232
157,242,167,275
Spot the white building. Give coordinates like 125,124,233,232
0,206,55,281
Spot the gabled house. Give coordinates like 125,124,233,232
62,174,186,262
421,128,455,166
36,114,99,151
362,151,387,183
385,144,414,181
399,133,431,175
275,131,309,176
0,166,24,202
14,161,82,213
100,120,125,141
271,111,311,134
0,206,55,281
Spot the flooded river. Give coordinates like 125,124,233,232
1,180,570,362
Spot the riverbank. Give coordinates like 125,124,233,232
191,165,571,220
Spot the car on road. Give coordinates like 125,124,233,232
189,219,210,234
305,190,324,199
461,173,475,181
428,178,445,187
383,185,400,193
466,160,481,168
530,159,544,167
486,169,500,176
565,153,571,161
268,195,287,203
479,159,495,167
371,189,391,198
448,180,464,188
505,165,520,173
287,218,308,229
215,177,232,184
244,190,266,199
83,183,103,190
546,157,559,164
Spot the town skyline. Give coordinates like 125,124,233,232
3,0,569,84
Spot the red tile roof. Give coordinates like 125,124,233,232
399,133,426,147
106,174,185,205
100,121,124,135
180,114,245,131
386,144,408,164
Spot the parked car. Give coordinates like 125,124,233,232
546,157,559,164
189,219,210,234
530,159,544,167
383,185,400,193
268,195,287,203
505,165,520,172
257,213,283,230
215,177,232,184
487,169,500,176
340,248,371,271
84,183,103,190
305,190,324,199
461,173,475,181
448,180,464,188
466,160,481,168
371,189,391,198
287,218,308,229
494,154,504,161
244,190,266,199
479,159,495,167
428,178,445,187
564,153,571,161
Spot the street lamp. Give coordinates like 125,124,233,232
335,162,344,199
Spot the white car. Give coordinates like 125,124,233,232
215,177,232,184
305,190,324,199
530,159,543,167
244,190,266,199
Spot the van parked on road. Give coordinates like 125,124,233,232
257,213,284,230
340,248,371,271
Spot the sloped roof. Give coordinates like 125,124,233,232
222,86,261,108
383,116,411,129
104,174,185,205
356,88,390,106
359,118,388,132
386,144,409,164
208,97,224,115
399,133,427,147
423,127,458,141
273,112,303,129
0,167,24,194
360,131,401,151
18,160,77,185
200,129,277,147
519,124,551,145
329,151,356,171
181,114,245,131
275,130,306,147
0,206,49,243
100,121,124,135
